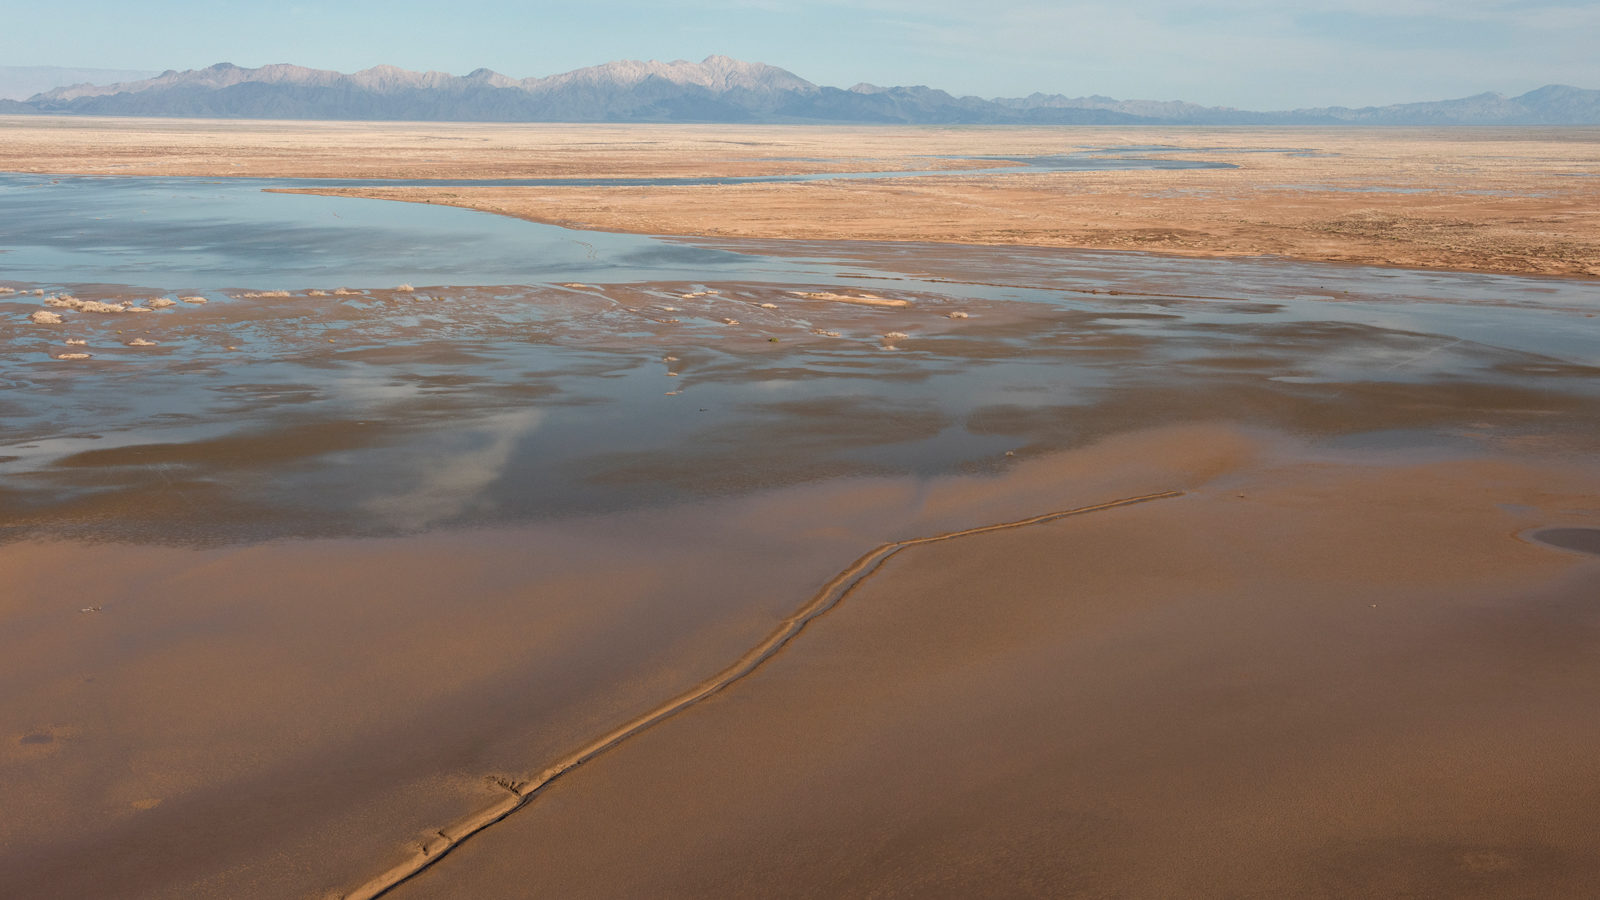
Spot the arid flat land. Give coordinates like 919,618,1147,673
3,116,1598,277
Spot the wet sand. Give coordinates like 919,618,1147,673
6,423,1595,899
0,426,1261,899
387,448,1600,900
2,118,1597,277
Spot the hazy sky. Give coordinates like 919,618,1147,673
10,0,1598,108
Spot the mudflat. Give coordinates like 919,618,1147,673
388,447,1600,900
2,117,1598,277
2,120,1598,899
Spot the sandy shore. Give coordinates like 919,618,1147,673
2,117,1597,277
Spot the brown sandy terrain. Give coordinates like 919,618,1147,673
2,117,1598,277
385,445,1600,900
0,425,1271,899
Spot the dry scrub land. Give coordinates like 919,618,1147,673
3,116,1597,277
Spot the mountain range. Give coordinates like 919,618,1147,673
3,56,1597,126
0,65,159,101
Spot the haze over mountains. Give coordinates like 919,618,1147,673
4,56,1598,126
0,65,159,101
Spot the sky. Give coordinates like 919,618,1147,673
7,0,1599,108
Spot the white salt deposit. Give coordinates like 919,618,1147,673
790,291,910,308
179,296,208,304
29,310,63,324
45,296,127,314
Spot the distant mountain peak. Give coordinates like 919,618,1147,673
542,55,817,95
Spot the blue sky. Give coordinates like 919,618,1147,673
10,0,1598,107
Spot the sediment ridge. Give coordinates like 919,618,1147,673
338,489,1184,899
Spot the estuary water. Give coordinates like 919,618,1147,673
2,172,1597,543
0,150,1236,288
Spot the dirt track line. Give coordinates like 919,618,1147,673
338,488,1184,900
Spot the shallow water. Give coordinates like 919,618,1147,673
0,154,1235,288
2,175,1598,543
0,174,858,288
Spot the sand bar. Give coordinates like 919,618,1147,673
1,118,1597,277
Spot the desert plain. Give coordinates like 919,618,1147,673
3,117,1600,276
1,118,1598,899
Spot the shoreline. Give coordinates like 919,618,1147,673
2,118,1596,280
269,184,1600,282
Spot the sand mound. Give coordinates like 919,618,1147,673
29,310,63,325
179,296,208,304
236,290,293,299
147,297,177,309
44,296,149,314
125,338,159,347
791,291,910,308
